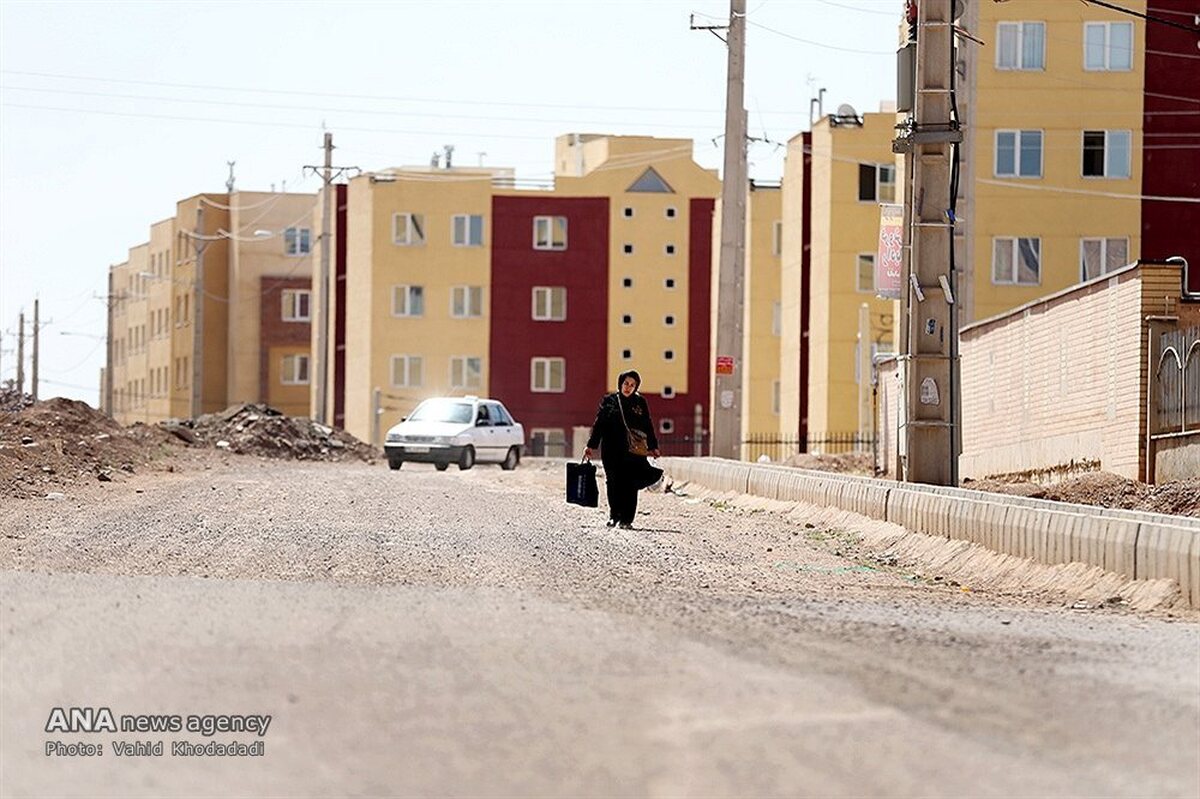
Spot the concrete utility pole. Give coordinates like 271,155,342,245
895,0,962,485
16,311,25,396
191,204,206,417
712,0,748,461
305,134,358,426
31,299,39,401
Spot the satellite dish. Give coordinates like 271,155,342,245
837,103,858,118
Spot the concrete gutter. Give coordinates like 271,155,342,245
660,457,1200,608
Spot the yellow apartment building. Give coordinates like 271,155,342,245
961,0,1145,322
107,190,316,424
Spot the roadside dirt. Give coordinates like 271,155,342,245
964,471,1200,517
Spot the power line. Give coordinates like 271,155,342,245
1079,0,1200,34
746,19,894,54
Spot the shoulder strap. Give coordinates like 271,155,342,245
616,394,631,432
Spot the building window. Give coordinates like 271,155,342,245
533,216,568,250
772,301,781,336
531,357,565,392
662,385,675,398
772,380,781,415
1082,130,1131,179
284,227,311,256
665,244,676,256
623,277,633,288
531,286,567,321
995,130,1043,178
992,237,1041,285
665,278,676,289
622,314,633,325
663,315,675,326
281,354,310,385
664,349,675,361
665,207,677,219
659,418,675,434
772,220,783,256
392,285,425,317
1084,21,1133,71
622,349,632,359
281,289,311,322
623,207,634,218
1080,237,1129,281
857,254,875,293
858,164,896,202
450,356,483,390
623,243,634,254
996,21,1046,70
392,213,425,246
452,214,484,247
391,355,423,388
451,285,483,318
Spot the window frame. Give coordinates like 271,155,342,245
1084,21,1134,72
1081,129,1132,179
532,215,568,251
994,129,1044,178
391,284,425,317
531,286,567,321
281,353,310,385
530,357,566,393
450,285,484,318
856,253,876,294
449,355,483,390
390,354,423,388
281,289,312,322
1079,237,1130,281
392,213,426,246
451,214,485,247
284,227,312,256
992,236,1042,286
995,21,1046,71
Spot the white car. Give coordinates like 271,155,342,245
384,397,525,472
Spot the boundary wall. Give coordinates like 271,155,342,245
661,457,1200,608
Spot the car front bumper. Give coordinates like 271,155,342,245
384,443,467,463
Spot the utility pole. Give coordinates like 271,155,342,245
16,311,25,396
31,299,39,401
305,133,358,426
894,0,962,485
710,0,748,460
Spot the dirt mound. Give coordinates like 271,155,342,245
0,383,35,413
964,472,1200,518
163,403,377,463
780,451,875,475
0,398,184,499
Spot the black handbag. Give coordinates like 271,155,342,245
566,459,599,507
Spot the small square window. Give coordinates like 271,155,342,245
664,278,676,289
623,243,634,254
622,349,632,359
665,207,677,218
664,315,675,326
623,278,633,288
664,350,674,361
659,418,675,434
621,314,632,325
662,385,675,398
623,207,634,218
533,216,568,251
665,244,676,256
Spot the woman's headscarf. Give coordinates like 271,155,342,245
616,370,641,393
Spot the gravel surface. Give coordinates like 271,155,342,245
2,456,1198,798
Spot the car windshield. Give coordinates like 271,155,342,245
407,399,473,424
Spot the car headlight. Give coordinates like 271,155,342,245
386,432,402,443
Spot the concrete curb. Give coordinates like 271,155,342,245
661,457,1200,608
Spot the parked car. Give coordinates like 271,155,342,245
384,397,524,471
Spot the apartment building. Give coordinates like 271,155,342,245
323,135,720,452
107,190,317,423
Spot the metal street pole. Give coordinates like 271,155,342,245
713,0,748,461
31,299,39,401
314,133,333,425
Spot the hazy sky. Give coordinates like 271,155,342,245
0,0,900,406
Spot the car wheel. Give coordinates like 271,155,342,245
501,446,520,471
458,446,475,471
435,462,449,472
387,456,403,471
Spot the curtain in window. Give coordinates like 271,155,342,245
1082,239,1103,280
1021,23,1044,69
1085,24,1106,69
1106,131,1131,178
1110,23,1133,70
1017,238,1040,284
993,239,1013,282
997,24,1018,68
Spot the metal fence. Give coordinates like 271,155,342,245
1153,325,1200,435
742,432,877,462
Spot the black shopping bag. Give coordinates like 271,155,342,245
566,460,599,507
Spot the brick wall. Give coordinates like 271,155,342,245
959,263,1182,482
260,276,312,416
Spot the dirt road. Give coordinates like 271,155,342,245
2,457,1197,797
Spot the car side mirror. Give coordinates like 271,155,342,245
400,417,407,422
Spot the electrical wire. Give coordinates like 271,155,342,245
1079,0,1200,34
746,19,894,54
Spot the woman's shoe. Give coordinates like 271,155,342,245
606,519,618,527
617,522,633,530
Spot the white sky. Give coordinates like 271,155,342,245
0,0,900,406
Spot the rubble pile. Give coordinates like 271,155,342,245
965,471,1200,518
0,398,183,499
0,384,35,413
164,403,377,463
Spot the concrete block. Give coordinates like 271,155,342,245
1136,523,1199,606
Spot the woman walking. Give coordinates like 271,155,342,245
584,370,662,529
